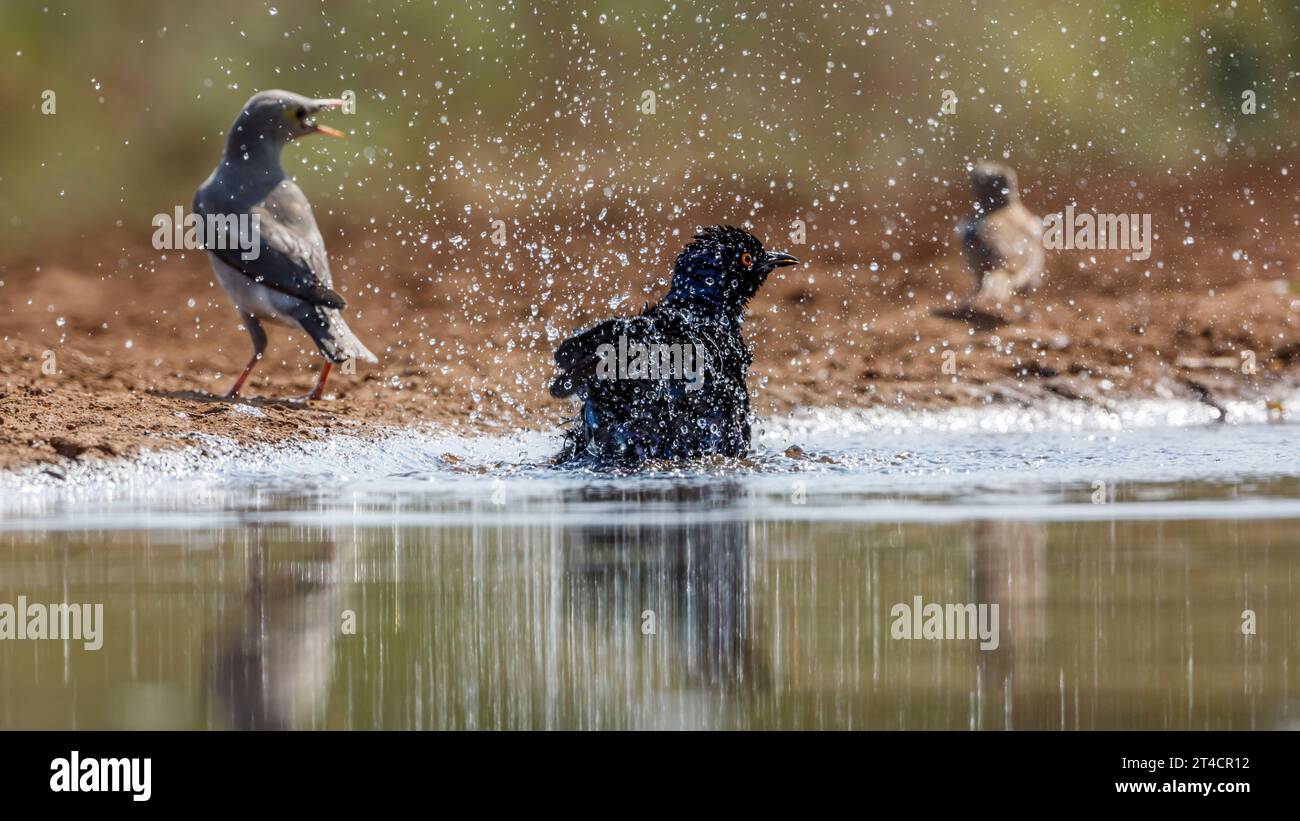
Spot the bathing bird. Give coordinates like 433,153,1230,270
193,89,375,400
551,226,797,464
959,161,1043,304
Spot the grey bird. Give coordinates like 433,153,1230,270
193,89,375,400
958,161,1044,305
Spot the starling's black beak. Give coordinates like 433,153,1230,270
767,251,800,269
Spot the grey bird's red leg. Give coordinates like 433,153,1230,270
226,315,267,399
306,360,333,401
225,354,260,398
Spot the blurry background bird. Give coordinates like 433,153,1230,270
550,226,797,464
959,161,1044,306
193,89,376,401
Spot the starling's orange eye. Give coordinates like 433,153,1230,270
741,252,753,267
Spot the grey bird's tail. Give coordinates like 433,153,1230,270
292,304,378,365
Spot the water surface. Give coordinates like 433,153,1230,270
1,399,1297,729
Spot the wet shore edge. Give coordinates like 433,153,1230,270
1,376,1293,489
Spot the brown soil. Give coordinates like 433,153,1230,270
3,172,1299,471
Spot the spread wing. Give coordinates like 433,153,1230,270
550,315,657,398
192,190,345,309
550,306,742,404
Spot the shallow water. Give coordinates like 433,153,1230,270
1,398,1297,729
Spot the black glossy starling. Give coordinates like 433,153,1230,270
551,226,797,465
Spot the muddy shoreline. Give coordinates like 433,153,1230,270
4,177,1300,472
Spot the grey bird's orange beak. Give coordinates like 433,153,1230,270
307,99,347,138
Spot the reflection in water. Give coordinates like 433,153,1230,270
971,521,1047,730
561,483,763,728
207,538,354,730
0,484,1297,730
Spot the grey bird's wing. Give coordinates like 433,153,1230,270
193,183,346,309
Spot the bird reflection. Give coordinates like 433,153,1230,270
206,536,353,730
969,520,1048,728
560,481,764,726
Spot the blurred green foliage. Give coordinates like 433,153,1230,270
0,0,1297,254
